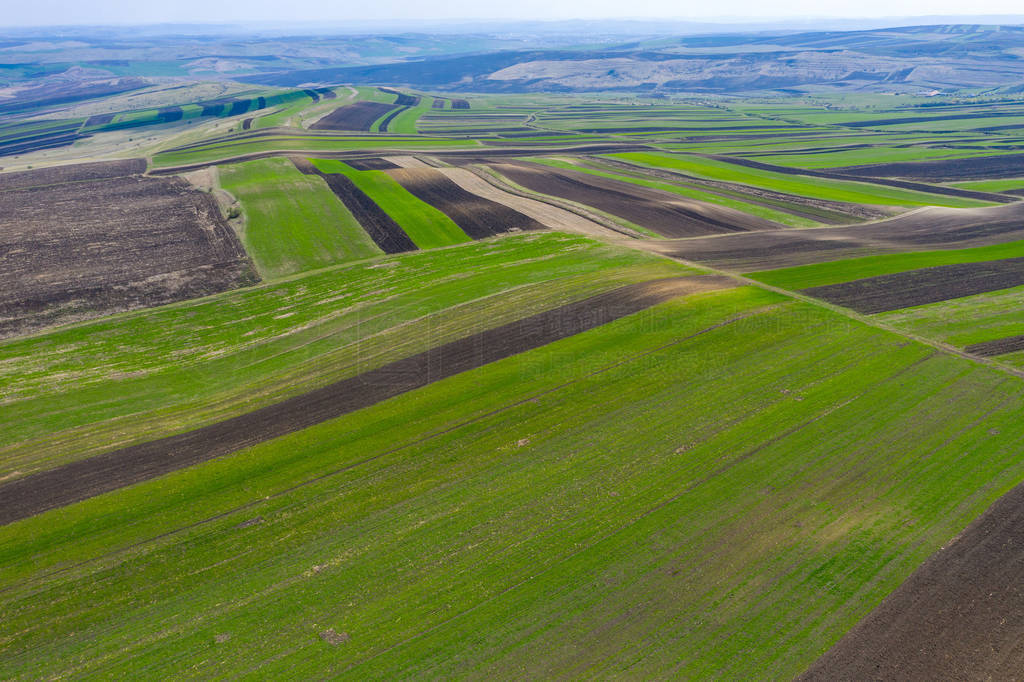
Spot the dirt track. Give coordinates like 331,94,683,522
0,276,734,526
492,161,783,238
801,476,1024,681
386,167,545,238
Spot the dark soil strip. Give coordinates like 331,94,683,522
803,257,1024,314
345,157,400,171
0,159,146,191
841,111,1024,128
201,102,225,116
432,98,446,109
387,167,545,238
833,152,1024,183
493,162,780,238
310,101,400,131
705,154,1016,203
291,157,416,253
241,118,253,130
800,475,1024,680
964,334,1024,357
377,106,407,133
83,113,115,127
158,106,183,123
452,99,470,109
0,276,732,527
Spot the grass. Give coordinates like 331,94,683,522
950,177,1024,192
385,104,430,134
311,158,471,248
217,157,381,278
749,239,1024,289
4,288,1024,679
0,233,692,478
610,151,992,208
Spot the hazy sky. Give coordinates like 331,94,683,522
3,0,1024,26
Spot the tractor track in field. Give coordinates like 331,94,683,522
0,276,734,527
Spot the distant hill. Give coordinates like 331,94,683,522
241,24,1024,94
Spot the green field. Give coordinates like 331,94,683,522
0,233,690,478
749,239,1024,289
218,157,381,277
610,151,991,208
5,286,1024,678
311,159,471,248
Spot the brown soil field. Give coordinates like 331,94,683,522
0,276,734,526
664,202,1024,271
706,155,1016,202
309,101,400,131
451,99,471,109
842,111,1024,128
803,257,1024,313
436,167,624,240
0,159,146,190
345,157,400,171
491,161,782,237
965,334,1024,357
0,172,256,337
834,152,1024,182
800,477,1024,680
432,98,446,109
83,113,115,127
291,157,416,253
386,167,545,238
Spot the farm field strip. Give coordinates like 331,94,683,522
309,159,470,249
0,276,731,525
291,157,417,253
0,233,691,477
521,156,820,227
609,151,992,208
218,157,381,278
803,257,1024,314
490,161,781,238
4,289,1024,679
385,167,545,239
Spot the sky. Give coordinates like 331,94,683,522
2,0,1024,26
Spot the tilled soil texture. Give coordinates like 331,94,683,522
0,276,734,526
965,334,1024,357
0,159,146,191
491,162,782,237
705,155,1015,203
309,101,401,131
0,171,256,337
800,477,1024,681
451,99,470,109
834,152,1024,182
803,257,1024,313
345,157,401,171
432,98,446,109
664,202,1024,271
291,157,416,253
387,167,545,238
